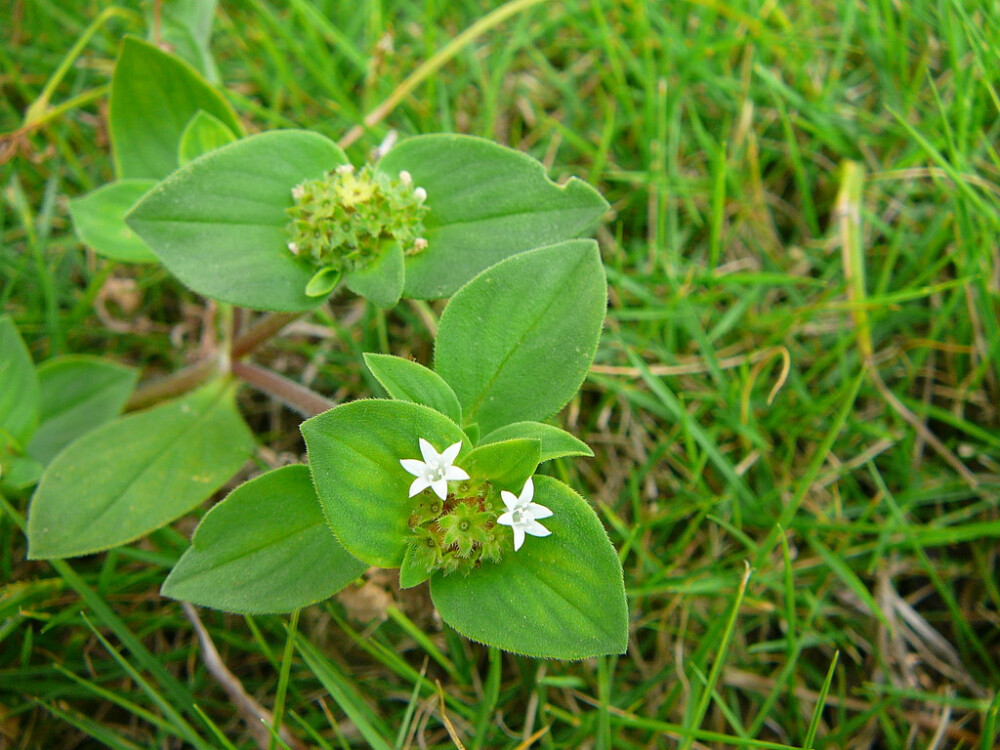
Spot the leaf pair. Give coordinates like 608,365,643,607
124,132,608,310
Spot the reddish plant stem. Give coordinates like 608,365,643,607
126,311,304,411
231,311,303,358
126,357,219,411
231,361,335,418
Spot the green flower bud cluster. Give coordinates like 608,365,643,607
406,483,506,576
285,164,429,276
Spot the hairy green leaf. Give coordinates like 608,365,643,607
27,380,253,559
430,476,628,659
154,0,219,82
435,240,607,435
377,134,609,299
110,36,241,179
0,316,39,446
163,465,365,613
127,130,348,311
480,422,593,462
178,110,237,164
344,242,404,309
399,545,431,589
461,439,540,493
363,353,461,424
27,356,138,465
68,180,159,263
302,400,467,567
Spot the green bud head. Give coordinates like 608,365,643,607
285,164,430,285
407,486,502,576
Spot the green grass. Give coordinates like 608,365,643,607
3,0,1000,747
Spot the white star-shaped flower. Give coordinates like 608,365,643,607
400,438,469,500
496,478,553,551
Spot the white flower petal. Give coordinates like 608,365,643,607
409,476,430,497
400,458,427,477
512,525,525,551
418,437,437,463
440,441,462,465
497,511,515,526
527,503,553,520
444,465,470,482
519,477,535,505
524,519,551,538
430,478,449,501
500,489,520,512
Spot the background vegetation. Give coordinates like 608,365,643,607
2,0,999,747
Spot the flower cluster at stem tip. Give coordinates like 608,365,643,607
400,439,553,576
285,163,429,278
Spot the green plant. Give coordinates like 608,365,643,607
5,32,626,659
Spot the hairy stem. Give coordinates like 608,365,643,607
231,311,303,359
231,361,335,417
126,311,303,411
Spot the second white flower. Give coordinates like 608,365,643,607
497,477,553,551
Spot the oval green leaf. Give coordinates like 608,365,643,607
461,439,540,493
302,400,467,568
127,130,348,311
305,267,342,298
0,316,39,447
399,544,431,589
69,180,159,263
377,134,609,299
110,36,242,179
480,422,593,462
27,380,254,559
430,476,628,659
162,465,366,613
178,110,237,164
435,239,607,435
363,353,461,424
344,242,405,309
27,356,138,465
0,454,43,493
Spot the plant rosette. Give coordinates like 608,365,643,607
163,240,628,659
